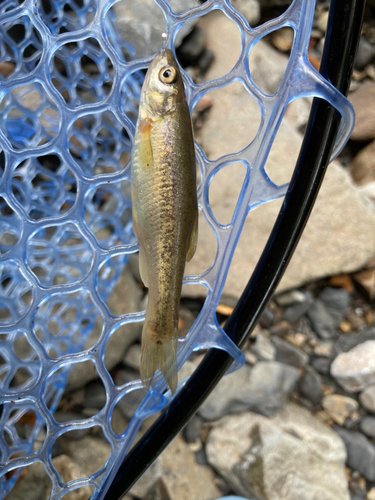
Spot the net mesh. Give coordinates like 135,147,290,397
0,0,354,498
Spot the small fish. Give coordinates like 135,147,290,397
131,44,198,393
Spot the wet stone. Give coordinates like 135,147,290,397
359,416,375,439
334,427,375,481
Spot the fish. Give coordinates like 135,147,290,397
131,45,198,394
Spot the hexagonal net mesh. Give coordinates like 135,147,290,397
0,0,354,498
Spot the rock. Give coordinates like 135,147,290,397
253,330,276,360
259,306,274,328
275,289,307,307
182,13,375,299
353,269,375,300
83,379,107,410
130,434,220,500
197,48,214,74
272,336,309,368
270,27,294,52
315,10,329,34
7,462,51,500
359,385,375,413
359,416,375,439
334,327,375,355
334,427,375,481
298,366,323,405
182,415,202,443
355,37,374,70
351,140,375,186
230,0,261,26
206,403,350,500
54,412,91,440
368,487,375,500
57,436,111,478
53,455,93,499
199,361,300,420
322,395,359,425
349,82,375,141
307,287,350,339
312,356,332,375
331,340,375,392
314,340,334,357
283,291,314,323
66,268,142,391
114,369,148,419
113,0,198,59
123,343,142,371
177,27,206,65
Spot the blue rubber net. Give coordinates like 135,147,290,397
0,0,354,498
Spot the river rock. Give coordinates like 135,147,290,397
349,82,375,141
351,140,375,186
359,416,375,439
298,365,323,405
7,461,51,500
113,0,199,59
182,11,375,299
206,403,350,500
322,395,359,425
334,427,375,481
199,361,300,420
334,327,375,355
130,433,220,500
307,287,350,339
272,336,309,368
253,330,276,360
66,268,142,391
359,384,375,413
331,340,375,392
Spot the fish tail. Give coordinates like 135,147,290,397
140,325,178,394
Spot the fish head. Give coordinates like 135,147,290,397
141,48,186,119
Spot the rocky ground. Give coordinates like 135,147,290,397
8,0,375,499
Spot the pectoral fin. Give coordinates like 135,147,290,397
186,213,198,262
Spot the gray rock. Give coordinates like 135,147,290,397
206,403,350,500
272,336,309,368
123,343,142,371
130,434,220,500
312,356,332,375
334,327,375,355
334,427,375,481
182,415,202,443
6,462,51,500
359,416,375,439
253,330,276,360
349,82,375,141
182,11,375,299
283,291,314,323
114,369,148,420
57,436,111,478
355,36,374,70
199,361,300,420
359,384,375,413
275,289,307,307
113,0,199,59
231,0,261,26
66,267,142,391
307,287,350,339
331,340,375,392
298,366,323,405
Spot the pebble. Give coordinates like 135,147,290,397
360,416,375,439
368,487,375,500
351,140,375,186
83,379,107,410
272,336,309,368
53,412,91,440
275,289,307,307
334,328,375,356
199,361,300,420
312,356,332,375
353,269,375,301
114,370,148,420
331,340,375,392
349,82,375,141
253,330,276,360
206,404,350,500
307,287,350,339
259,306,274,328
334,427,375,481
298,366,323,406
314,340,334,357
322,395,359,426
131,434,220,500
359,385,375,413
270,27,294,52
283,291,314,323
355,36,374,70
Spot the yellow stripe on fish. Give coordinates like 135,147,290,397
131,47,198,394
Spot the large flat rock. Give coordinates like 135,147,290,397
183,12,375,298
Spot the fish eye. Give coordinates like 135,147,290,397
159,66,177,84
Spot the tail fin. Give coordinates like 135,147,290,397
140,326,178,394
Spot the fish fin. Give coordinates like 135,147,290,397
186,213,198,262
138,244,149,288
140,326,178,394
